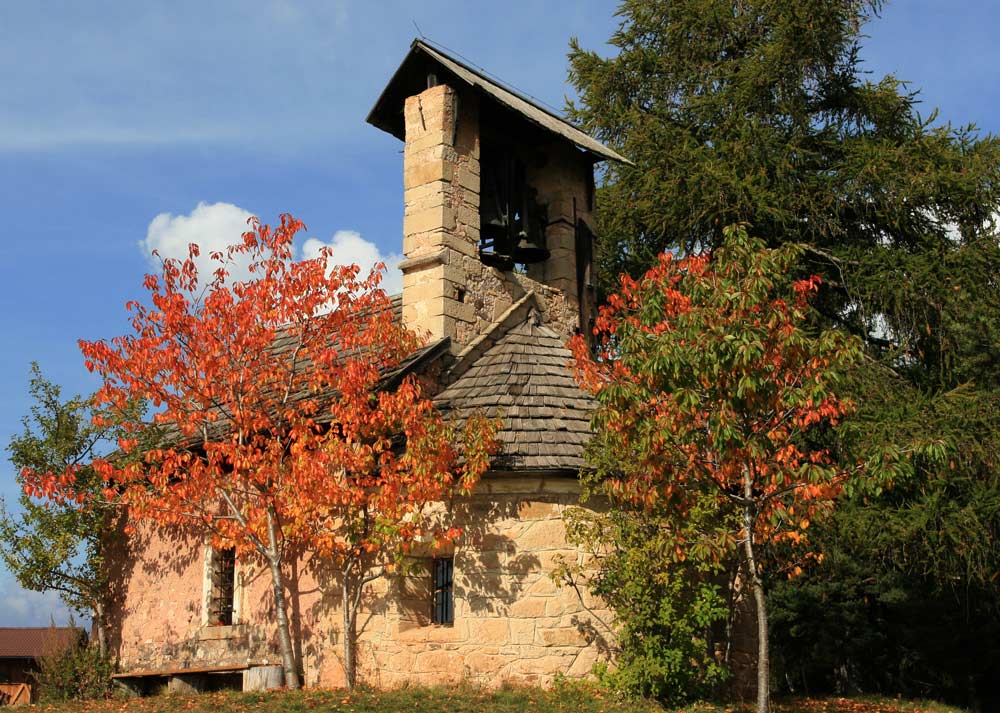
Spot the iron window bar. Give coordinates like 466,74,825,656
209,548,236,626
432,557,454,625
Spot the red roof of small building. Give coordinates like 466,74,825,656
0,628,81,659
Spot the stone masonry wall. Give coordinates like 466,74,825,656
107,477,614,689
349,477,613,688
400,83,481,349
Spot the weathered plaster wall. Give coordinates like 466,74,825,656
106,521,295,674
107,477,613,689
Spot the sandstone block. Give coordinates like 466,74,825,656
458,224,480,243
402,276,451,303
464,651,509,673
545,596,574,617
537,479,582,496
566,647,599,677
537,626,587,647
575,587,608,612
505,552,540,577
517,500,561,520
386,650,417,671
444,298,476,324
404,180,450,204
480,533,518,552
396,619,468,643
458,166,480,193
403,204,455,235
509,618,536,645
525,575,559,596
467,618,509,642
415,648,460,673
401,309,454,343
455,204,480,231
462,154,481,175
460,187,480,209
406,132,451,154
512,654,576,676
509,596,547,618
557,611,611,635
536,550,576,571
516,519,567,551
404,85,455,134
404,159,454,189
403,233,477,261
467,549,502,571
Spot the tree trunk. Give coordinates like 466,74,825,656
743,470,770,713
265,509,300,690
342,572,356,690
93,600,107,659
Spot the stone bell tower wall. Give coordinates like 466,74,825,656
399,82,596,352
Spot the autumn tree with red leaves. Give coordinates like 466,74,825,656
26,214,495,690
571,226,861,712
299,391,493,688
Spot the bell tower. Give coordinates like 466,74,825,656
367,40,629,352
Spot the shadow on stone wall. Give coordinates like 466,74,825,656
107,511,300,673
450,496,539,614
301,549,397,685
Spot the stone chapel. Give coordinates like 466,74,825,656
107,39,632,693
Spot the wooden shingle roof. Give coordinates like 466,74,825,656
149,295,452,449
145,293,596,476
436,315,594,473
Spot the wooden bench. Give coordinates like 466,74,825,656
113,662,283,695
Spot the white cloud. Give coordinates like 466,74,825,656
140,201,257,286
140,204,403,297
301,230,403,296
0,578,80,628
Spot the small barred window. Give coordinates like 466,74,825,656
208,547,236,626
432,557,454,625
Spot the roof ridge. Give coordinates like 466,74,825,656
413,39,572,131
445,291,541,382
367,42,632,165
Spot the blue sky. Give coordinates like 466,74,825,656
0,1,997,626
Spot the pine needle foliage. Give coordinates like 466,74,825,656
568,1,1000,705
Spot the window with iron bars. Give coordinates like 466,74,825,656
208,547,236,626
432,557,454,625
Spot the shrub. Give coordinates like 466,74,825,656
34,624,115,701
560,504,731,706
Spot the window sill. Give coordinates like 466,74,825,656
197,624,247,641
395,620,465,642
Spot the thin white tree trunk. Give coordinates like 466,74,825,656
342,568,357,690
265,508,300,690
743,468,770,713
93,600,107,659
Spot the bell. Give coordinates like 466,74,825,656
512,233,550,264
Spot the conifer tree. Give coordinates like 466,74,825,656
568,1,1000,703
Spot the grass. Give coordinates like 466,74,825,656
34,685,968,713
769,697,967,713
